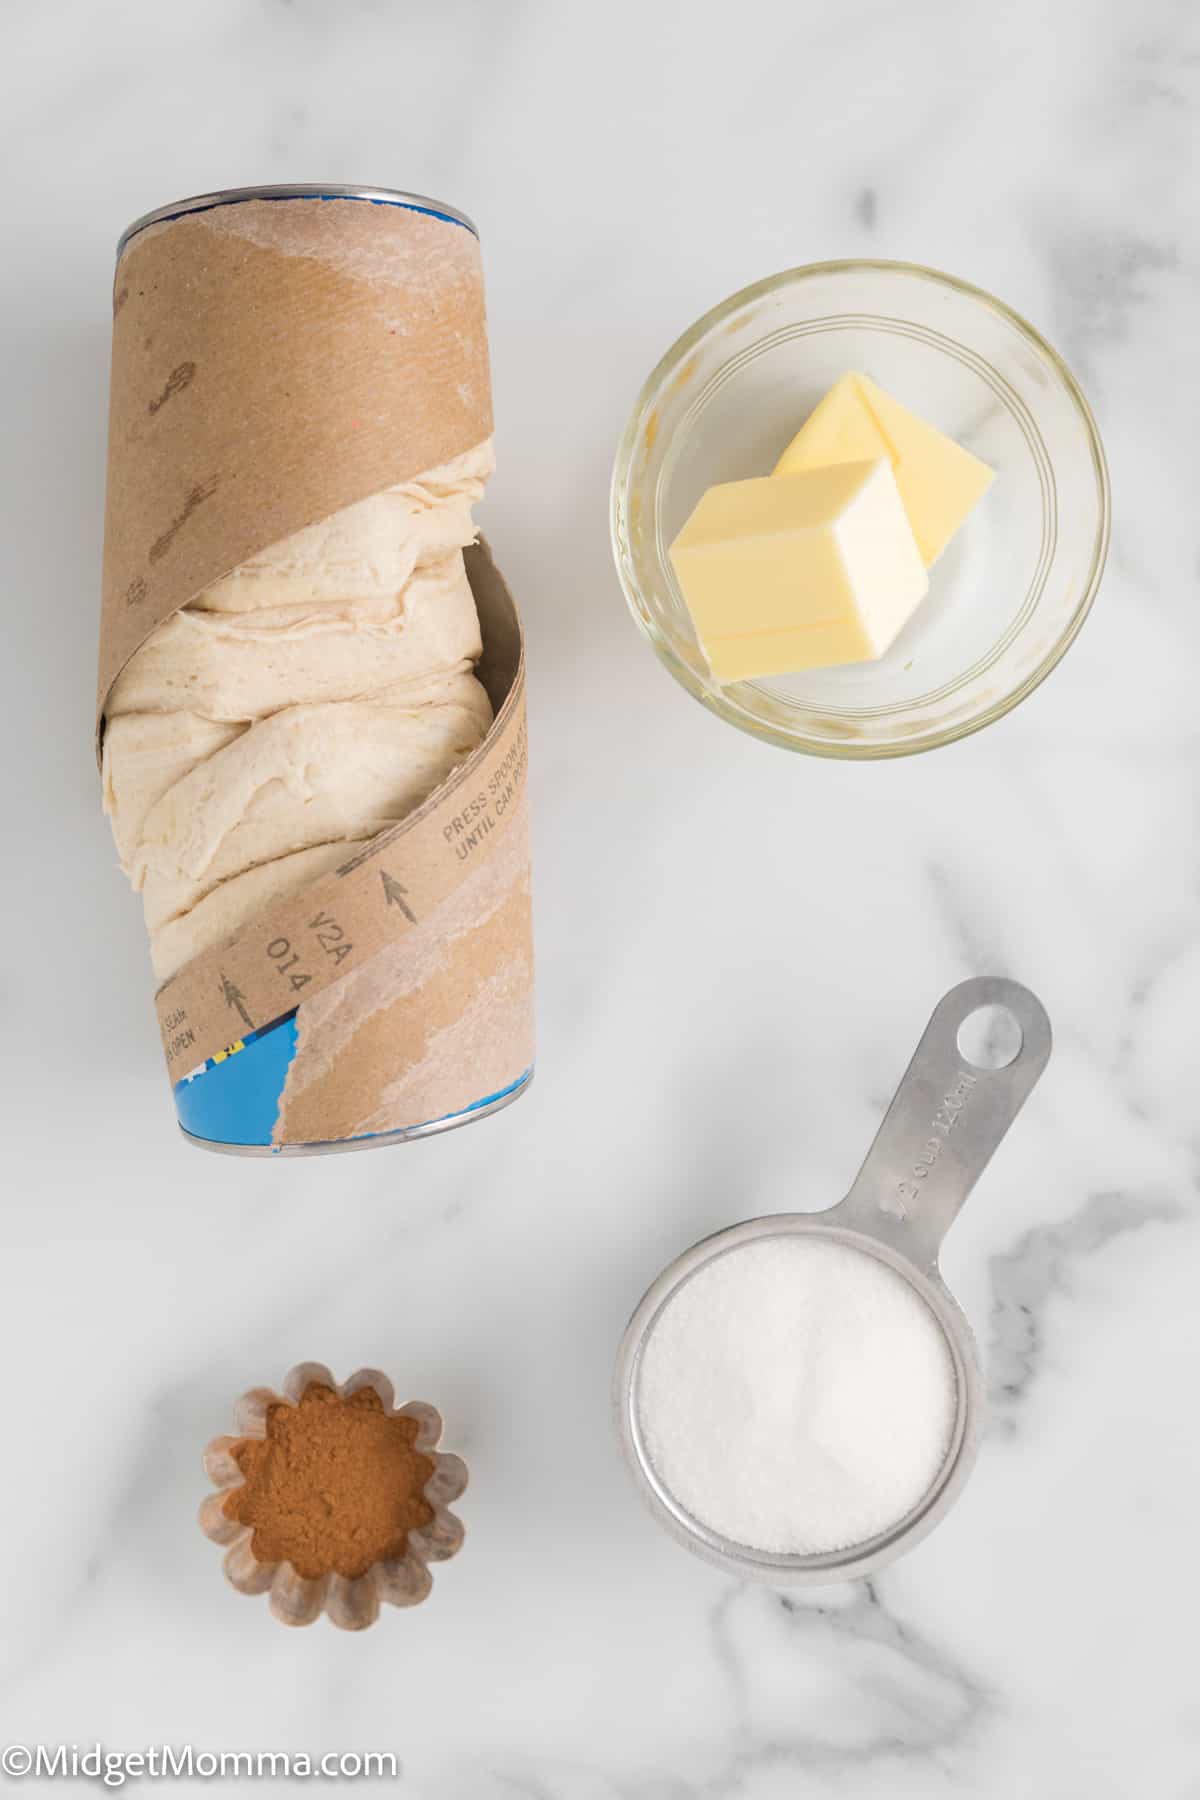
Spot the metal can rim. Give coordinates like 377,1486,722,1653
116,183,478,263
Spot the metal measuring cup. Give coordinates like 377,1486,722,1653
613,977,1052,1584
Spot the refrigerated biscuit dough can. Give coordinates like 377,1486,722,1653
98,185,534,1154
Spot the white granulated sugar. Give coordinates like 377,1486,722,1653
636,1236,957,1556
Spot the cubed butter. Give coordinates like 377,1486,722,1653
773,372,993,567
669,458,928,682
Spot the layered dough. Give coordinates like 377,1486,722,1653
103,441,495,981
135,683,492,932
107,557,485,722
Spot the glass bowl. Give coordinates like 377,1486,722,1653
611,261,1110,758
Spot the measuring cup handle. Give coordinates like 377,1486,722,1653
836,977,1051,1268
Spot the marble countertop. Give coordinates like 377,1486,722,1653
3,0,1197,1793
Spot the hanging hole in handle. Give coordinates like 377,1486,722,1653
957,1003,1023,1070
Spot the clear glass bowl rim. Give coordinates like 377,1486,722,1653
610,257,1112,759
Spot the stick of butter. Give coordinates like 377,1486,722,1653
669,459,928,683
773,372,993,567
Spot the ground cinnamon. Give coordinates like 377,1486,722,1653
223,1383,435,1581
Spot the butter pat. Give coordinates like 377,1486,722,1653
669,459,928,682
773,372,993,566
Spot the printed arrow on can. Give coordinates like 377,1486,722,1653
220,972,254,1031
380,871,417,923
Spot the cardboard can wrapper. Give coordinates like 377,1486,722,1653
98,187,534,1154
